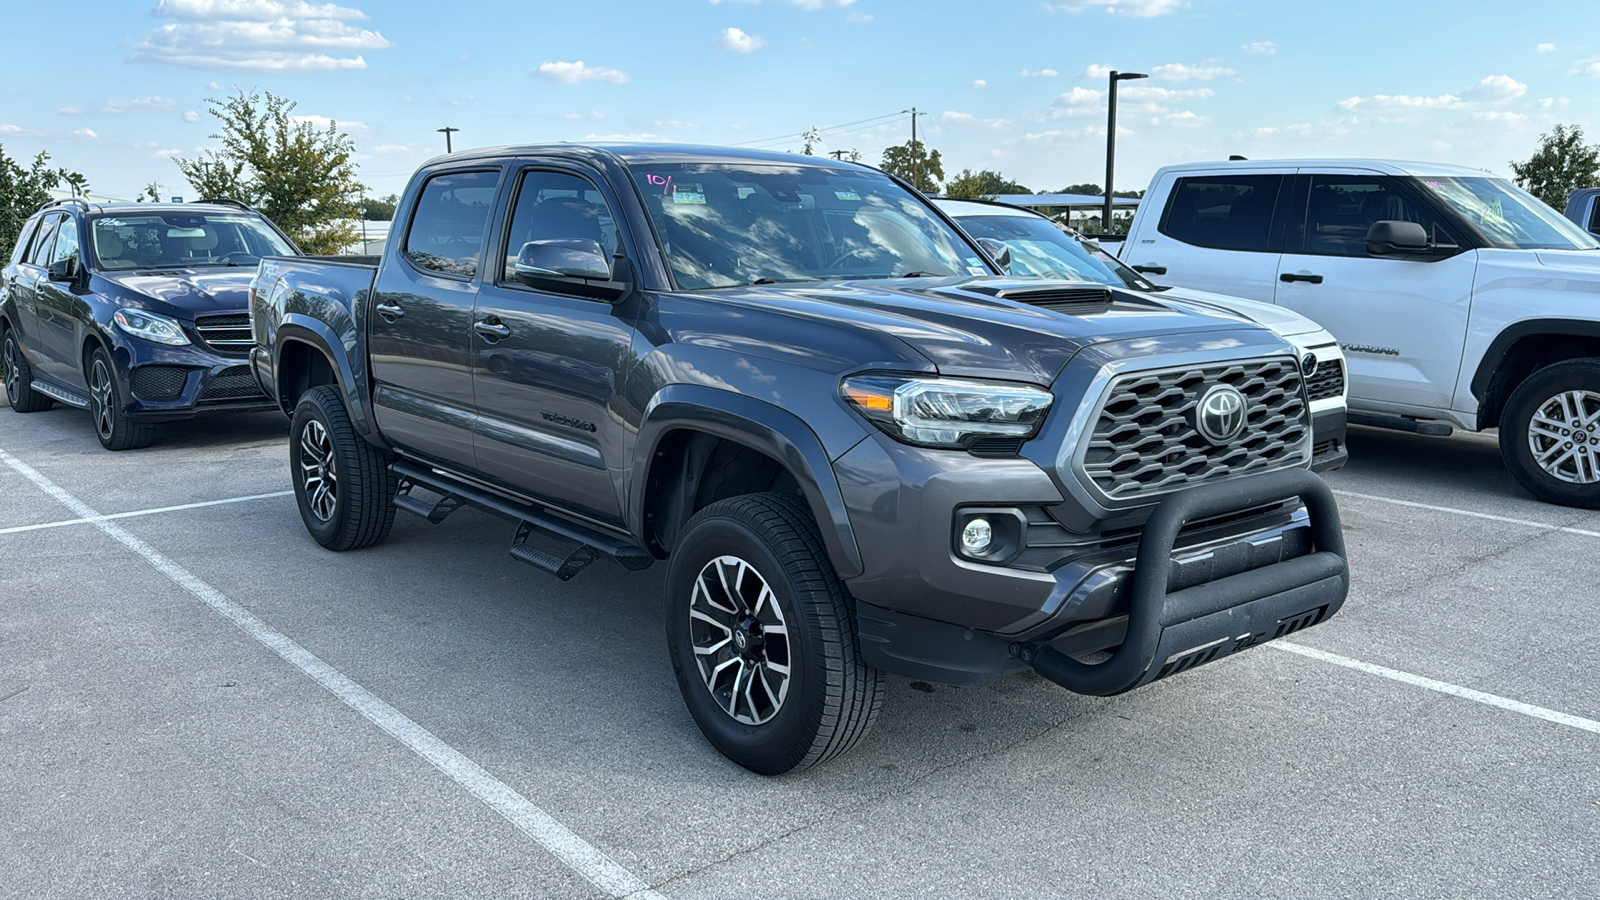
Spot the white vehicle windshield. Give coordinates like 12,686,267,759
631,164,991,289
90,212,295,270
1416,177,1600,251
951,212,1153,289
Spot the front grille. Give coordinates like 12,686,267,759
1304,358,1345,402
198,365,265,402
130,366,190,400
194,313,253,354
1078,357,1310,502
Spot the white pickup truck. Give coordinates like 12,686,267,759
1117,158,1600,507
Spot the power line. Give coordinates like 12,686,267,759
730,111,906,149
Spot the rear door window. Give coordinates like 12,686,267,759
404,170,501,279
9,218,41,266
28,215,62,266
1158,175,1284,252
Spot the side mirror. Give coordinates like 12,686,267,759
512,238,631,302
1365,220,1430,256
975,237,1012,274
47,258,77,282
514,239,612,281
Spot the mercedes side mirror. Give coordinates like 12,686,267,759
1365,220,1430,256
512,239,631,302
975,237,1012,274
46,258,78,282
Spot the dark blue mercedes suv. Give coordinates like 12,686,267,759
1,198,297,449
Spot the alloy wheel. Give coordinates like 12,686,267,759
90,359,115,439
1527,389,1600,485
2,338,19,399
688,555,792,725
298,418,339,522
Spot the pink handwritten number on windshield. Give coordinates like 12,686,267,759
647,174,674,195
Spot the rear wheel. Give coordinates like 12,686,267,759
1500,360,1600,508
290,385,398,550
88,348,154,450
666,493,883,775
3,328,53,413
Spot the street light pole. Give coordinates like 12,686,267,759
437,126,459,153
1102,70,1147,235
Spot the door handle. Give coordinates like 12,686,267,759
474,319,512,340
1132,265,1167,275
374,302,405,321
1280,272,1324,285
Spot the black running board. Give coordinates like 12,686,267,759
1348,412,1453,436
391,459,654,578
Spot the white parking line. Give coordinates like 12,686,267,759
0,448,667,900
1332,489,1600,539
1272,641,1600,735
0,491,293,536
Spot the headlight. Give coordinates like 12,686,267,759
841,374,1053,449
114,309,190,346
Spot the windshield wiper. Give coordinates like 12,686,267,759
747,277,818,286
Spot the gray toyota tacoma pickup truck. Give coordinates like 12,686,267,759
249,144,1349,774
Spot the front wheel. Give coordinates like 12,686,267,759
665,493,883,775
290,385,398,550
87,348,154,450
1499,360,1600,508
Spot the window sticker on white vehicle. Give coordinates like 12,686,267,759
966,257,983,267
834,190,862,201
967,266,987,275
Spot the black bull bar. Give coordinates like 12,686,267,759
1012,468,1349,696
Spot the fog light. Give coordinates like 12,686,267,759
960,517,993,555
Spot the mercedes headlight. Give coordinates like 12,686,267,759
841,375,1053,449
114,309,190,346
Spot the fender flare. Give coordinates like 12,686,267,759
273,313,375,438
1469,318,1600,401
631,384,864,578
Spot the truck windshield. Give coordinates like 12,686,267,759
952,212,1154,290
90,213,296,270
630,164,989,289
1416,177,1600,251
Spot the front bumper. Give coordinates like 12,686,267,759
115,338,274,422
839,434,1348,688
1310,406,1348,473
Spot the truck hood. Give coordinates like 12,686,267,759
94,268,255,317
1534,249,1600,274
1153,285,1327,339
672,276,1278,385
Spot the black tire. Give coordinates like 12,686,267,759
3,328,54,413
1499,359,1600,509
87,347,154,450
665,492,884,775
289,385,398,550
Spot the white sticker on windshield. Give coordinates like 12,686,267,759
966,257,983,266
967,266,987,275
673,191,707,205
834,190,862,201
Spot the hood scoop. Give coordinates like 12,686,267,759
958,282,1116,315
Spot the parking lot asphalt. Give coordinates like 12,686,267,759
2,404,1597,899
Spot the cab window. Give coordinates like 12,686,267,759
1301,176,1453,257
1158,175,1284,252
404,170,501,279
500,170,618,282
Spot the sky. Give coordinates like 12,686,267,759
2,0,1596,203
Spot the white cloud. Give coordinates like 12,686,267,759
1338,92,1459,111
716,27,766,53
57,107,82,115
290,114,367,133
1046,0,1182,17
1471,110,1527,125
560,111,606,120
536,60,631,84
1572,58,1600,77
1150,62,1234,81
1150,111,1205,127
72,128,100,139
100,96,178,114
1081,63,1113,78
184,110,201,122
129,1,391,72
1019,68,1059,78
1459,74,1526,103
1243,40,1277,54
847,11,872,21
1251,123,1312,137
1536,42,1555,54
154,148,185,157
1054,86,1106,108
1538,97,1569,109
368,144,416,154
940,111,1013,128
969,79,987,88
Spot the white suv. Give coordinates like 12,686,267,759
934,197,1348,472
1118,159,1600,507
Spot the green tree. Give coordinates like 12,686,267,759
801,126,821,156
944,168,1031,200
360,193,399,221
136,182,162,203
0,146,72,262
174,89,365,254
1510,124,1600,208
881,140,944,193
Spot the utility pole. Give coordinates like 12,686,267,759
1102,71,1147,235
909,107,920,190
829,150,847,160
437,126,459,153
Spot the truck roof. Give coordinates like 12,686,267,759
1152,158,1497,179
420,142,870,172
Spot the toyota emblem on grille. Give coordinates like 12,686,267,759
1195,384,1248,444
